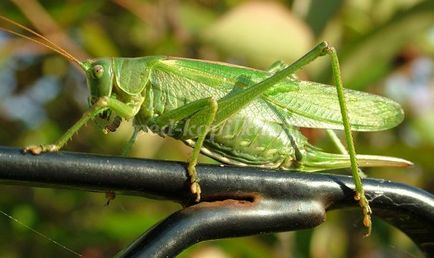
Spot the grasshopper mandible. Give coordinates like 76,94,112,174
0,16,411,236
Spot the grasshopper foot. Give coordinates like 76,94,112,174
190,180,202,202
355,192,372,237
187,165,202,202
23,144,59,155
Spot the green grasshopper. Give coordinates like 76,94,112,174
0,16,411,236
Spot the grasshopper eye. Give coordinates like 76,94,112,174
93,65,104,78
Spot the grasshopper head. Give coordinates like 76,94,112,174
82,58,119,129
83,58,114,105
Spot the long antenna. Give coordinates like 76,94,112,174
0,15,85,69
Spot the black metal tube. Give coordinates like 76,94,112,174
0,146,433,257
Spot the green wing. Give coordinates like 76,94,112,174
264,79,404,131
156,58,404,132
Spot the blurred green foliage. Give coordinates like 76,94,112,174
0,0,433,257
